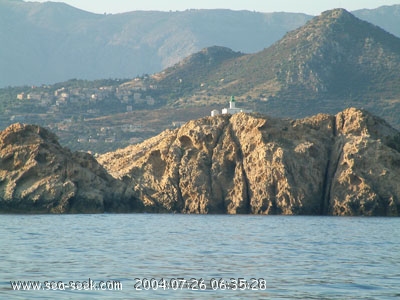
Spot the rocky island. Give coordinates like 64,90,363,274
1,108,400,215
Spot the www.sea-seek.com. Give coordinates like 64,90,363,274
10,279,122,291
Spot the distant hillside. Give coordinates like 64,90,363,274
2,1,400,88
144,9,400,127
0,0,311,87
354,5,400,37
149,46,245,100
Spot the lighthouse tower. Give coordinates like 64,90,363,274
218,95,252,115
229,96,236,109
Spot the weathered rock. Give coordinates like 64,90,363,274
0,123,137,213
327,109,400,216
99,108,400,216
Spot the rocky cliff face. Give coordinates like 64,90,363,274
99,108,400,216
0,123,137,213
2,109,399,216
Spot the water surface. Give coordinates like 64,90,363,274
1,214,399,299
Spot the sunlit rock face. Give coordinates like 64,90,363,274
0,123,137,213
99,108,400,216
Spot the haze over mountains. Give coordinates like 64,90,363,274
0,0,310,87
1,0,400,87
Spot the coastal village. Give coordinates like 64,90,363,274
14,83,156,115
3,81,161,152
3,81,253,153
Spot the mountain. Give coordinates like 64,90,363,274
143,9,400,127
354,5,400,37
148,46,245,99
0,0,311,87
99,108,400,216
2,0,400,88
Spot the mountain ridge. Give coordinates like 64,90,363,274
141,8,400,128
353,4,400,37
0,0,311,87
2,1,400,87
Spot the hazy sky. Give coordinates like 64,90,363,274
31,0,400,15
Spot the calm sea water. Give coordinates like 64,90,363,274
1,214,399,299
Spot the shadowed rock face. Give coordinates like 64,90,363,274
99,108,400,216
0,123,137,213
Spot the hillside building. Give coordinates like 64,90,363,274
16,93,25,100
211,109,220,117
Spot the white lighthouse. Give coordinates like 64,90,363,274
220,96,252,115
229,96,236,109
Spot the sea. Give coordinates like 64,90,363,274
1,214,399,299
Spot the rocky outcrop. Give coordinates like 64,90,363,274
99,108,400,216
2,108,399,216
0,123,137,213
